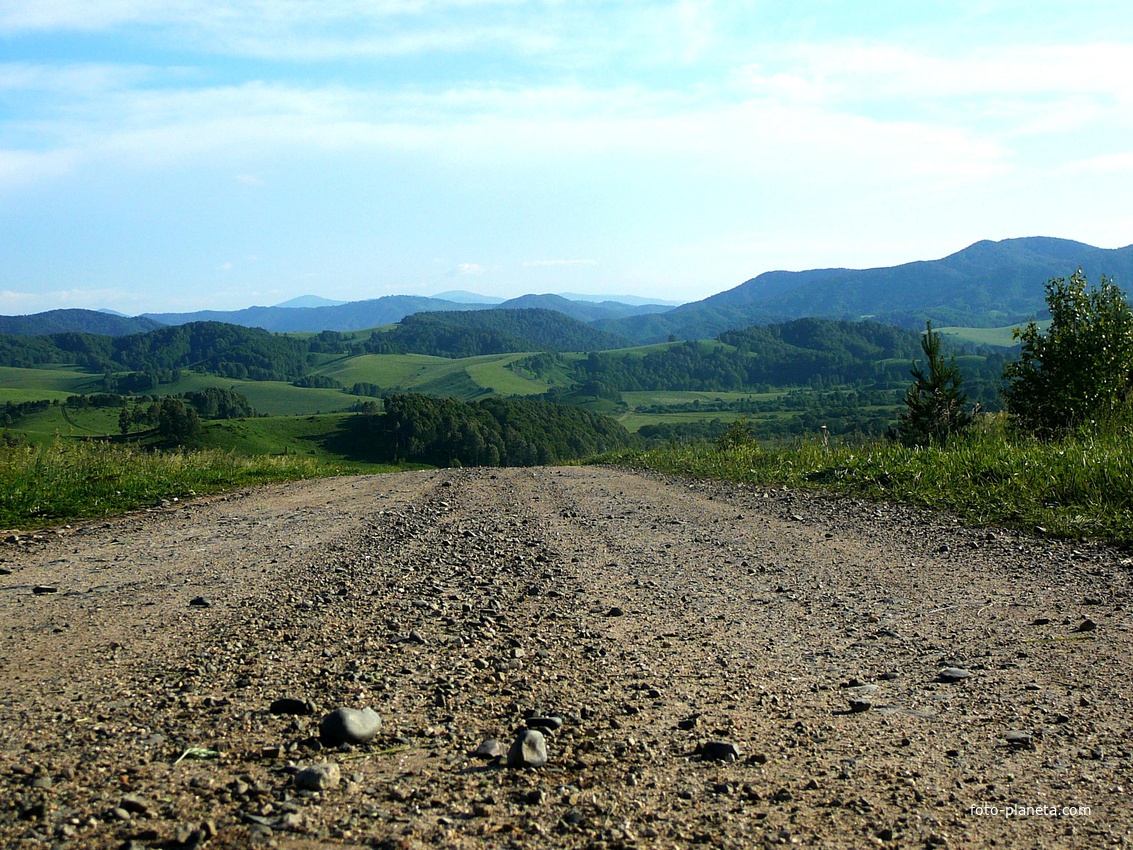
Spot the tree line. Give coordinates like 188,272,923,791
350,393,634,467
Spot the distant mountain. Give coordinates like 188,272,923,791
558,292,684,307
143,296,486,332
0,309,163,337
275,295,348,309
605,237,1133,343
430,290,505,305
496,294,671,323
366,308,630,358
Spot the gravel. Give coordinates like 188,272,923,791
0,465,1129,848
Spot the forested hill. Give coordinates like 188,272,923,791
362,309,630,357
0,321,309,381
0,309,163,337
572,317,1007,393
603,237,1133,342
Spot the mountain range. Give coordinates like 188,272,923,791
3,237,1130,341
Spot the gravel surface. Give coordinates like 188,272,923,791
1,465,1130,849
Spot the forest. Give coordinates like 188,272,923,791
358,308,629,358
352,393,634,467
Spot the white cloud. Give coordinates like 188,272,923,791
235,173,265,185
452,262,483,275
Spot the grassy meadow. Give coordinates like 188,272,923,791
0,441,345,529
608,417,1133,546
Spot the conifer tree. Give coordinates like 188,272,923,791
894,321,972,446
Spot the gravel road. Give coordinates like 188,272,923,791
1,466,1130,849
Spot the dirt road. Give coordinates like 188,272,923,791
1,466,1129,848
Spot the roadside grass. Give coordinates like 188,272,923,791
606,417,1133,546
0,441,346,530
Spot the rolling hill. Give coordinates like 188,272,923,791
0,309,163,337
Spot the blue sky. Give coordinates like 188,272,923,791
1,1,1132,315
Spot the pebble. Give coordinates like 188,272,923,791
472,739,504,760
526,715,564,732
606,606,626,617
1004,730,1034,748
1077,619,1097,632
700,741,741,763
319,707,382,746
848,697,873,713
938,667,973,683
295,762,341,791
506,728,548,768
188,596,212,608
32,585,57,595
270,697,315,716
119,794,151,815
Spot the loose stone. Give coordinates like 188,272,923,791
319,707,382,746
270,697,315,716
526,715,564,732
295,762,341,791
938,667,973,682
188,596,212,608
700,740,741,763
32,585,58,595
472,739,504,760
506,728,548,768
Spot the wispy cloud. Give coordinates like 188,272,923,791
452,262,483,276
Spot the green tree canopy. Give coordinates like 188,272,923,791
1002,271,1133,436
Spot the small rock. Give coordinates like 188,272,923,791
606,606,626,617
526,715,563,732
0,567,12,576
848,697,872,713
119,794,151,815
677,715,700,731
506,728,548,768
1076,619,1097,633
471,739,504,760
32,585,57,595
189,596,212,608
270,697,315,716
1004,730,1034,749
1031,617,1051,626
295,762,340,791
700,740,741,763
319,707,382,746
938,667,973,683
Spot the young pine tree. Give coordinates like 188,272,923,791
894,321,972,447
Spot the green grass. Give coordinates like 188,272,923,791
0,365,100,394
606,417,1133,546
0,441,348,529
938,323,1049,348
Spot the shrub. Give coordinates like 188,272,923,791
1003,270,1133,436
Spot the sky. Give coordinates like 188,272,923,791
1,1,1132,315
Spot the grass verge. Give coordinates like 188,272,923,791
0,442,348,530
605,419,1133,547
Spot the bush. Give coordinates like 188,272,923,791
1003,270,1133,436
